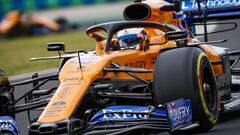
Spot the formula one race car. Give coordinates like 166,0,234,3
1,0,240,135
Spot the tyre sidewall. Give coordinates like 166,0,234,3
192,52,218,130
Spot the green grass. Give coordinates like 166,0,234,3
0,31,95,76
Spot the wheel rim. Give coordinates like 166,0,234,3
200,64,217,112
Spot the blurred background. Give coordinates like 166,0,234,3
0,0,132,25
0,0,239,77
0,0,131,76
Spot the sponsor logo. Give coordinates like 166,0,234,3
51,101,66,106
168,105,190,122
102,109,149,120
182,0,240,11
66,66,90,74
57,86,71,99
0,119,13,128
63,77,85,82
125,61,146,68
167,99,192,129
0,123,11,128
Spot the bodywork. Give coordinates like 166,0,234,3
1,0,240,135
37,21,224,124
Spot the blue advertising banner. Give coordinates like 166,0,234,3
179,0,240,19
166,99,192,129
181,0,240,11
90,105,167,124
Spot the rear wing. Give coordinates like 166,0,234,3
180,0,240,20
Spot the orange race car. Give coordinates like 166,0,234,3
1,0,240,135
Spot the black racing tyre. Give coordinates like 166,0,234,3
0,70,13,116
153,47,219,133
0,70,10,86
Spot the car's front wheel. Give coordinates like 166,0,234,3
153,47,219,133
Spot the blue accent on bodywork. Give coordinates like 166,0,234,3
172,12,187,30
180,0,240,17
90,99,192,130
166,99,192,129
90,105,167,124
181,0,240,11
0,116,19,135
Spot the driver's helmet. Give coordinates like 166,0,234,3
117,28,149,50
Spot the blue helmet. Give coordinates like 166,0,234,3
117,28,148,49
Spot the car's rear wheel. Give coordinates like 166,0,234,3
153,47,219,133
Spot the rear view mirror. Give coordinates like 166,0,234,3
160,1,181,12
165,31,188,41
47,42,65,52
165,31,188,47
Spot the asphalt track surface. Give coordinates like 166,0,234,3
8,3,240,135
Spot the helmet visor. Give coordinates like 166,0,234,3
118,34,144,48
